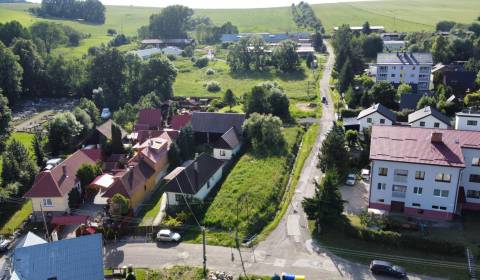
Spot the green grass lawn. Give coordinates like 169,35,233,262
172,57,318,99
137,183,166,226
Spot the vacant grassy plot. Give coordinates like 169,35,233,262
202,126,302,244
0,200,32,235
173,57,318,99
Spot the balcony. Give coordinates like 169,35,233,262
393,175,408,183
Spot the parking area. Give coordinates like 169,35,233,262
340,179,370,215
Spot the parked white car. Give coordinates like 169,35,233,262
101,108,111,119
361,169,370,181
0,237,12,252
156,229,181,242
345,174,356,186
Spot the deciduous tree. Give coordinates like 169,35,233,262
0,91,12,152
318,125,349,175
223,89,236,111
48,112,83,153
0,41,23,105
272,40,299,72
1,139,38,193
242,113,286,156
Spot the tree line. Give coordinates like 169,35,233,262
30,0,106,24
137,5,238,45
291,1,324,33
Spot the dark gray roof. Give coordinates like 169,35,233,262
400,92,423,110
408,106,451,126
96,119,127,140
214,127,241,149
377,52,433,65
164,154,224,195
192,112,245,134
357,104,396,122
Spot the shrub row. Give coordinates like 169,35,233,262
340,108,363,118
342,224,465,256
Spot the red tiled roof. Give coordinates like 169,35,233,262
102,160,155,199
370,125,480,167
135,109,163,131
51,215,90,225
24,150,100,198
171,113,192,130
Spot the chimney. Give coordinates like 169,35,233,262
431,132,443,143
194,161,199,188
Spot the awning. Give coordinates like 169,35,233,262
51,215,90,225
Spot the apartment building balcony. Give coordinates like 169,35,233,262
392,191,406,198
393,175,408,183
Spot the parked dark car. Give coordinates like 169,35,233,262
321,96,328,104
370,260,407,278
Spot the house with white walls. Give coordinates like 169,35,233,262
408,106,451,129
368,125,480,220
213,127,242,160
455,109,480,131
373,52,433,92
357,103,396,133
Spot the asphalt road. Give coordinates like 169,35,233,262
106,42,440,279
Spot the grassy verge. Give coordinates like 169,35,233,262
310,216,472,280
0,200,32,235
257,124,319,242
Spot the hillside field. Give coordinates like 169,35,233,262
1,1,480,56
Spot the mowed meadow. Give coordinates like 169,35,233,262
1,0,480,57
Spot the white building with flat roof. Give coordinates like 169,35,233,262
374,52,433,92
455,109,480,131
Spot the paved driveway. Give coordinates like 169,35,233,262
341,180,370,215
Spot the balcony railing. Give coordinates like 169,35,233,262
393,175,408,183
392,191,406,198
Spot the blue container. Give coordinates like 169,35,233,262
281,273,295,280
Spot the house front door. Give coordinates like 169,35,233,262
390,201,405,213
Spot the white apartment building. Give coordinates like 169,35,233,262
374,52,433,92
455,109,480,131
408,106,451,129
369,125,480,220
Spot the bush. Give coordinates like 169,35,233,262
205,81,221,92
194,57,209,68
167,54,176,61
205,68,215,75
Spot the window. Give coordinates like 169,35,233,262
377,183,386,190
440,206,447,210
175,194,184,202
367,118,372,123
434,189,449,197
43,198,53,207
413,186,423,195
472,157,480,166
435,173,451,183
380,118,385,124
415,171,425,180
394,169,408,182
419,121,425,127
467,120,478,126
434,122,440,128
378,167,388,176
432,205,439,209
219,150,226,156
391,74,396,78
467,190,480,199
412,66,416,70
412,203,421,207
378,199,385,202
470,174,480,183
393,185,407,192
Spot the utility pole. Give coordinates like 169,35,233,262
202,226,207,278
40,203,50,242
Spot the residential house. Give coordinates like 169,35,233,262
163,154,224,207
368,125,480,220
191,112,245,144
134,108,163,131
10,234,103,280
89,119,127,145
24,149,102,218
455,109,480,131
432,63,476,96
373,52,433,92
171,112,192,130
408,106,451,129
213,127,242,160
102,159,156,212
357,103,396,132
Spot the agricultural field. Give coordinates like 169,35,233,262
2,0,480,57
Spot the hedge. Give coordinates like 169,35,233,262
342,223,465,256
340,108,363,118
